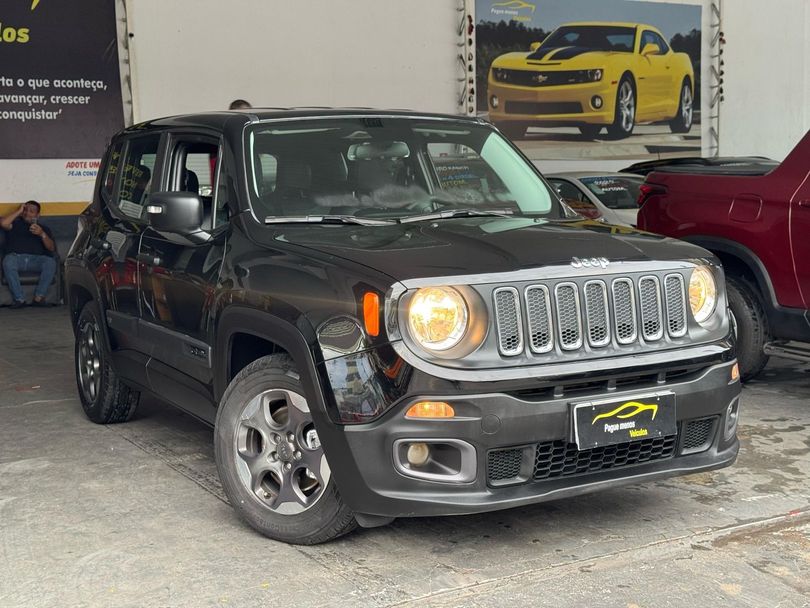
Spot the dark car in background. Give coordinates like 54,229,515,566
66,109,740,544
621,156,777,176
638,130,810,379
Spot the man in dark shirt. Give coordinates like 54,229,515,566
1,201,57,308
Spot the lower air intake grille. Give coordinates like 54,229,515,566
487,448,523,481
505,101,583,115
534,435,677,480
681,417,717,453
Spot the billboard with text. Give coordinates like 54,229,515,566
0,0,124,159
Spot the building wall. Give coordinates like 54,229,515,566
127,0,460,120
1,0,808,213
718,0,809,158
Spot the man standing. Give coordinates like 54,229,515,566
1,201,57,308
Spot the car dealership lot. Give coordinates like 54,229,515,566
1,308,808,608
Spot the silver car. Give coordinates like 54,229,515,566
546,172,644,226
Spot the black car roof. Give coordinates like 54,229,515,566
123,108,484,134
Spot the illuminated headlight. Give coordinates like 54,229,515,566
689,265,718,324
408,287,469,351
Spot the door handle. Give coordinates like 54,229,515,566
799,200,810,208
137,253,161,266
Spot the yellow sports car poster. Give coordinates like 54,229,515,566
476,0,703,160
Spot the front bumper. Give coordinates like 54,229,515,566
319,355,740,519
487,79,616,125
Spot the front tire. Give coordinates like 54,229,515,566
214,354,357,545
669,78,694,133
726,277,770,381
74,301,140,423
607,76,636,139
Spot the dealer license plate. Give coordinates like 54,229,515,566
572,392,676,450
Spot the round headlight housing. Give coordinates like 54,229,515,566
689,265,717,324
408,287,469,351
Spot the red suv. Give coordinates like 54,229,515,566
638,130,810,379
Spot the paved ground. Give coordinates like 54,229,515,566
1,308,808,608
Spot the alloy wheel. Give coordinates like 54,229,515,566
619,81,635,133
681,84,693,129
77,321,102,403
233,388,330,515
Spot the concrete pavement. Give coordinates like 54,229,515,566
1,308,808,607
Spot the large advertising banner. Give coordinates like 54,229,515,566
0,0,124,160
476,0,703,160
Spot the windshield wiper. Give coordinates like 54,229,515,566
265,215,396,226
400,208,515,223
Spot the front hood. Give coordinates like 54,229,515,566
269,217,711,282
493,49,613,69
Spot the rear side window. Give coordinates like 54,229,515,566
100,142,123,204
115,134,161,219
580,176,643,209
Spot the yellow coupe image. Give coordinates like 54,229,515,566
487,22,694,139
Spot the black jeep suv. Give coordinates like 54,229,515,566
66,110,741,544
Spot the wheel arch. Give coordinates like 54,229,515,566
681,236,777,307
214,306,326,409
65,264,114,351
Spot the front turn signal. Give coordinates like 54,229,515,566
406,401,455,419
731,362,740,382
363,291,380,337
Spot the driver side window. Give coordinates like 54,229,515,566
168,138,222,231
641,31,669,54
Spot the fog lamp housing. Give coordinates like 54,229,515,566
393,439,476,483
490,95,499,109
591,95,603,109
723,398,741,440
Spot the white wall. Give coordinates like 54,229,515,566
127,0,460,120
3,0,808,212
718,0,810,159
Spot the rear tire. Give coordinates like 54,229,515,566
669,78,694,133
726,277,770,381
214,354,357,545
494,122,527,140
74,301,140,423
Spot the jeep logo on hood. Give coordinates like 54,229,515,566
571,256,609,269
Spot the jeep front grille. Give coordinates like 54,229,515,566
492,273,689,357
494,287,523,356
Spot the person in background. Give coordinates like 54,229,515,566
229,99,252,110
1,201,57,308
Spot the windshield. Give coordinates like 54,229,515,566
245,117,560,222
536,25,636,54
580,175,644,209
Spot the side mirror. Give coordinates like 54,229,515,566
529,42,542,52
641,43,660,56
146,191,203,234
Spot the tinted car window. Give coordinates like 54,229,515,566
538,26,636,53
246,118,560,221
580,176,643,209
101,141,123,204
641,30,669,54
116,134,160,220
